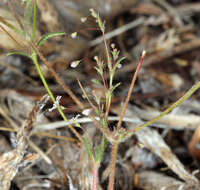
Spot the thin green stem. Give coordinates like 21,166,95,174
123,80,200,141
31,54,82,142
32,0,37,43
105,97,111,120
102,32,112,87
32,54,55,102
101,133,105,150
30,41,84,110
102,32,112,121
135,81,200,131
77,78,110,137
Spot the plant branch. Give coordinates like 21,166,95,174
31,54,82,142
134,80,200,132
107,143,118,190
29,41,84,110
77,78,97,111
116,50,146,130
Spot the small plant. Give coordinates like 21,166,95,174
75,8,200,190
2,1,200,190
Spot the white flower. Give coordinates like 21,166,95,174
94,56,98,62
71,32,77,39
82,109,92,116
81,17,87,23
111,43,115,49
70,60,81,68
117,64,122,69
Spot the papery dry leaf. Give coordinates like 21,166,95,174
135,127,198,183
0,8,25,51
137,170,200,190
0,95,49,190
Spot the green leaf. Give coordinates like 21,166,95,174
94,145,104,164
97,16,105,33
37,32,66,48
82,137,94,161
24,0,33,37
75,123,81,128
91,79,103,87
7,51,31,59
89,8,97,19
100,117,106,127
110,82,121,94
112,57,125,73
94,108,100,116
94,66,103,76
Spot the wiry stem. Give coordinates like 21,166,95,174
30,41,84,110
116,50,146,130
31,54,82,142
107,143,118,190
135,80,200,131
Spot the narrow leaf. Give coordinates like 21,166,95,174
113,57,125,73
95,145,104,164
37,32,65,48
82,137,94,161
7,51,31,59
110,82,121,94
94,66,103,76
91,78,103,87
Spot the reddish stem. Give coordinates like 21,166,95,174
107,143,118,190
116,51,146,130
92,165,98,190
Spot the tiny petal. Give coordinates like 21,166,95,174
70,60,81,68
94,56,98,62
71,32,77,39
49,96,62,112
82,108,92,116
117,64,122,69
111,43,115,49
142,50,146,57
81,17,87,23
74,114,81,120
